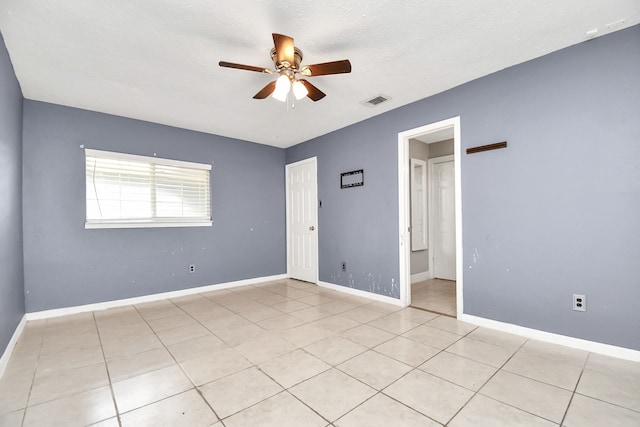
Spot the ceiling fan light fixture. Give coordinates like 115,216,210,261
220,33,351,103
272,89,288,102
292,80,308,100
272,74,291,102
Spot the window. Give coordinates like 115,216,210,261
85,149,212,229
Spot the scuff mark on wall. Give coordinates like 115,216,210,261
390,278,399,297
473,248,480,264
328,270,399,298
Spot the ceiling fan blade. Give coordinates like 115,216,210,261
298,79,326,101
272,33,295,68
253,81,277,99
219,61,271,73
301,60,351,76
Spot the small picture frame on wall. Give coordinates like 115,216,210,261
341,169,364,188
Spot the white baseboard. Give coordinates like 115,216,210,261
26,274,287,321
411,271,431,284
12,273,638,368
0,315,27,378
459,314,640,362
317,281,403,307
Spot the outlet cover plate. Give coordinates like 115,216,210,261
573,294,586,311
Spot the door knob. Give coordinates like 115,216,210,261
309,226,315,231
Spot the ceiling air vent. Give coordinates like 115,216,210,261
361,94,390,107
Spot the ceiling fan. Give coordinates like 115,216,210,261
219,33,351,102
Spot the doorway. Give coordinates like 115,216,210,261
285,157,319,283
397,117,462,316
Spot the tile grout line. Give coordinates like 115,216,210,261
341,313,459,424
275,317,429,425
556,352,640,423
132,298,226,423
190,281,402,425
409,304,456,318
441,334,591,426
119,283,325,424
373,320,477,425
331,313,465,426
126,281,333,423
198,282,316,422
92,311,123,427
184,282,334,425
369,342,459,424
441,332,530,425
558,351,589,427
376,390,443,426
19,319,46,427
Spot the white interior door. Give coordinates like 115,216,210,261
286,158,318,283
431,157,456,280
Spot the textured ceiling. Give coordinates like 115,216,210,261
1,0,638,148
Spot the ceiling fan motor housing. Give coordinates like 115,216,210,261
270,47,303,70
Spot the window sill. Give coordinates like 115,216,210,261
85,221,212,229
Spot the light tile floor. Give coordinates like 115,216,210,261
411,279,456,316
1,279,639,426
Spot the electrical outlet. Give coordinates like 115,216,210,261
189,264,196,273
341,262,346,272
573,294,586,312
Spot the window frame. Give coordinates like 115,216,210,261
85,148,212,229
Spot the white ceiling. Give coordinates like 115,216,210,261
1,1,638,148
414,127,454,145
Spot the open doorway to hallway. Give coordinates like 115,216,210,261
409,135,456,315
398,117,462,317
411,278,456,316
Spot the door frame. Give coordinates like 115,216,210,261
285,156,319,283
397,117,463,315
428,155,455,281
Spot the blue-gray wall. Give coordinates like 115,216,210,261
287,25,640,350
0,32,25,355
287,123,401,298
22,102,286,312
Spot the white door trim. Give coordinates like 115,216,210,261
285,156,319,283
397,117,462,316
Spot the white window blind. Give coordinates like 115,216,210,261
85,149,212,229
